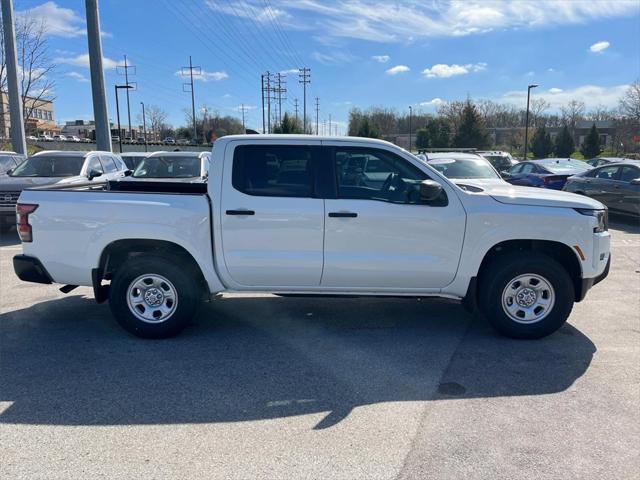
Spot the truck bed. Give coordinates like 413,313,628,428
26,180,208,195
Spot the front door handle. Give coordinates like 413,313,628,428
226,209,255,215
328,212,358,218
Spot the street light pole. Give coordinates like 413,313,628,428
408,106,413,152
523,83,538,160
140,101,147,152
114,84,132,153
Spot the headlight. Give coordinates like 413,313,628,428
575,208,608,233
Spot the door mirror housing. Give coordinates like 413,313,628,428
6,168,13,175
124,169,133,177
87,169,103,180
420,180,443,202
500,170,512,178
630,178,640,185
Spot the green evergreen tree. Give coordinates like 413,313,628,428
415,128,429,149
425,118,451,147
580,123,602,159
530,126,553,158
554,125,575,157
272,112,303,134
355,117,380,138
452,101,489,148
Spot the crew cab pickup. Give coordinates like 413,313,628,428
13,135,611,339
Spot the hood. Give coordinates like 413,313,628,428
483,184,604,209
453,178,509,188
0,175,71,191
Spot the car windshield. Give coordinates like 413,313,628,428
428,158,500,179
482,155,514,170
538,161,591,173
0,156,16,174
120,155,144,170
133,156,201,178
9,155,84,177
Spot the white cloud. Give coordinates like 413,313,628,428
56,53,118,70
419,98,445,107
589,41,610,53
372,55,390,63
65,71,88,82
209,1,640,42
280,68,300,75
176,69,229,82
386,65,410,75
422,62,487,78
17,1,86,37
311,51,355,65
500,84,628,109
547,68,556,72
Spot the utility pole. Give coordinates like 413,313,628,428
85,0,111,151
239,104,248,131
315,97,319,135
523,83,538,160
294,98,299,124
265,71,272,133
117,55,135,138
1,0,26,155
182,56,200,142
298,67,310,132
261,74,266,133
276,73,286,124
114,84,132,153
140,101,147,152
329,114,332,137
408,105,412,152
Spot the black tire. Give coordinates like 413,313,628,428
478,252,575,339
108,255,202,338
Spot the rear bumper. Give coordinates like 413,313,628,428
578,255,610,302
13,254,53,284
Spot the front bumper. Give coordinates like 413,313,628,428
578,255,611,302
13,254,53,284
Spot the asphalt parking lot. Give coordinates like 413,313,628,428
1,218,638,480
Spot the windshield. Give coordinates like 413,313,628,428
539,161,591,173
482,155,515,170
9,155,84,177
0,156,16,174
428,158,500,179
133,156,201,178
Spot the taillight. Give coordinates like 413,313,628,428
16,203,38,242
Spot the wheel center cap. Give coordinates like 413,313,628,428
144,287,164,306
516,288,537,307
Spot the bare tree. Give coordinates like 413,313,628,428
619,80,640,121
0,15,56,133
530,98,550,127
143,105,169,141
437,100,466,132
586,105,617,122
560,99,585,139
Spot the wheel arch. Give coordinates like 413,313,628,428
93,239,209,303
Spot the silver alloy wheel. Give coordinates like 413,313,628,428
126,273,178,323
501,273,555,324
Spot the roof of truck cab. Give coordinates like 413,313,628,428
216,134,398,147
31,150,113,157
145,151,210,158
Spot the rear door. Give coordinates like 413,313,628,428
589,165,621,207
322,145,466,289
616,166,640,216
219,142,325,287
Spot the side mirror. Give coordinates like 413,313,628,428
87,169,102,180
630,178,640,185
124,169,133,177
420,179,443,202
6,168,13,175
500,171,512,178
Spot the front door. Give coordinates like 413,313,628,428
220,143,325,287
321,146,466,290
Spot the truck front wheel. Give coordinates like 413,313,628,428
479,252,575,339
109,255,201,338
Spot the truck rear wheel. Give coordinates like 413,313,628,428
109,255,201,338
478,252,575,339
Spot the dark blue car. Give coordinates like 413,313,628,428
505,159,592,190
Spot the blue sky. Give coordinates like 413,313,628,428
12,0,640,133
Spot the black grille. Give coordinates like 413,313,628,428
0,191,20,206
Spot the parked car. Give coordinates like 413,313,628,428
82,137,93,143
13,135,610,340
136,137,146,144
585,157,628,168
505,158,591,190
26,135,38,141
129,151,210,181
176,139,190,145
564,161,640,217
163,137,176,145
1,151,127,231
111,135,120,142
53,135,67,142
118,151,157,171
0,151,25,175
38,134,53,142
477,150,519,174
422,152,508,187
67,135,81,143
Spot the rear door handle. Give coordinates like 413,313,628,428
226,209,255,215
328,212,358,218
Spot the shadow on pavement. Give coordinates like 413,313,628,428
0,228,20,247
609,213,640,234
0,294,595,429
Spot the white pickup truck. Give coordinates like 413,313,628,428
13,135,610,339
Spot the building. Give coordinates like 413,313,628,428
0,91,58,138
490,121,618,149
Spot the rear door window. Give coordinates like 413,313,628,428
99,155,118,173
232,145,317,197
620,166,640,183
595,166,620,180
